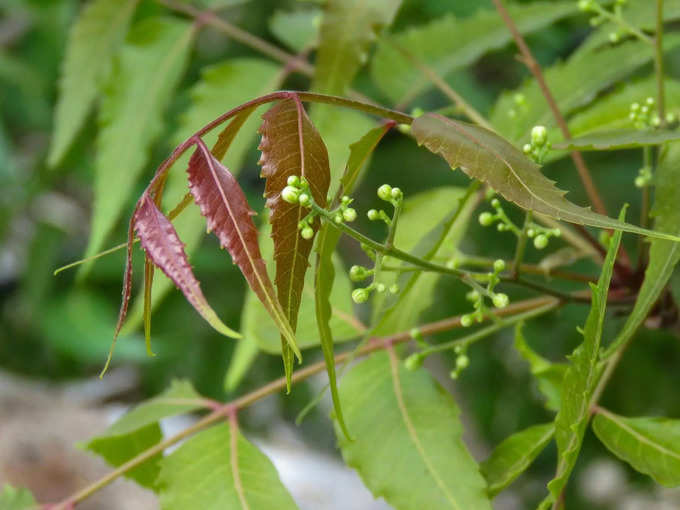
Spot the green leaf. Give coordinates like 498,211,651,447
372,2,578,104
553,129,680,151
158,423,299,509
84,379,207,488
490,35,680,143
602,143,680,358
86,423,162,488
314,0,402,95
539,213,624,509
103,379,207,436
259,98,331,386
0,485,37,510
514,323,568,412
269,8,321,52
593,409,680,487
241,221,362,354
374,184,478,336
48,0,139,167
336,351,492,510
82,17,194,272
411,113,680,242
121,58,283,334
481,423,555,498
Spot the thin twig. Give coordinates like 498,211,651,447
43,295,558,509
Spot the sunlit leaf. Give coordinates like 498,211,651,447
490,35,680,143
336,351,492,510
269,8,321,52
539,215,624,509
553,129,680,151
82,17,194,272
411,113,680,242
593,409,680,487
372,2,578,104
481,423,555,497
86,423,162,488
158,423,299,509
121,59,283,333
0,485,37,510
515,322,568,412
601,143,680,358
259,98,331,384
48,0,139,167
315,0,402,95
134,193,240,339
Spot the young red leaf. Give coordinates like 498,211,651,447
259,97,331,343
187,139,301,363
134,193,240,339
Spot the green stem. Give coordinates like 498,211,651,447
656,0,666,124
512,211,533,277
590,3,654,45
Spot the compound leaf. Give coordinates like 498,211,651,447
411,113,680,242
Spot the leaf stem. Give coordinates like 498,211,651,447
43,295,558,509
512,211,532,278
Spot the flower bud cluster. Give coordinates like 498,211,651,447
507,93,528,120
449,345,470,380
578,0,628,42
461,259,509,328
522,125,551,164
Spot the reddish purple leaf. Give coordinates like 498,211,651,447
134,193,240,339
187,139,301,360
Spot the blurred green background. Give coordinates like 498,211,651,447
2,1,680,508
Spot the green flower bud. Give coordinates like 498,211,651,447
522,143,532,154
404,354,423,371
456,354,470,369
630,102,640,112
298,193,311,207
497,223,507,232
478,212,494,226
608,32,619,43
349,265,368,282
367,209,380,221
533,234,549,249
341,195,351,205
449,370,459,380
411,107,424,118
646,96,655,106
666,112,676,124
466,290,480,302
578,0,592,11
376,283,386,293
493,259,506,272
461,314,473,328
527,228,536,237
531,125,548,147
390,187,403,200
352,288,370,304
281,186,300,204
301,226,314,240
491,198,501,208
287,175,301,187
342,208,357,222
334,213,343,224
377,184,393,201
634,175,646,188
492,293,509,308
389,284,400,294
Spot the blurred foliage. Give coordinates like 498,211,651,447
1,0,680,508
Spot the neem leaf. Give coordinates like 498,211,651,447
593,409,680,487
158,423,299,510
48,0,139,167
314,0,402,94
411,113,680,242
186,140,300,362
134,193,240,339
336,351,492,510
553,129,680,151
0,485,37,510
539,212,624,509
82,17,193,273
481,422,555,498
259,98,331,385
